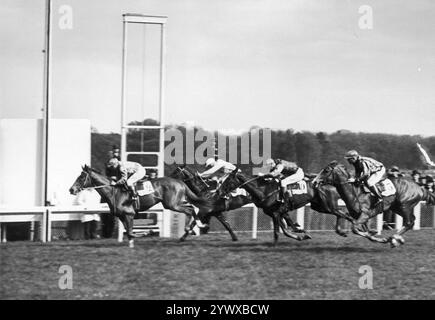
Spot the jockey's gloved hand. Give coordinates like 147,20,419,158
110,181,116,186
116,178,126,186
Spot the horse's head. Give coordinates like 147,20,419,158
69,165,105,195
314,161,350,187
170,166,186,180
69,165,92,195
220,167,243,195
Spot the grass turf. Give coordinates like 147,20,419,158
1,230,434,299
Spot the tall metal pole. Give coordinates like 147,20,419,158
120,18,128,163
42,0,52,206
158,23,166,177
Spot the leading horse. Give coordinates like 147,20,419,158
314,161,435,246
69,165,212,247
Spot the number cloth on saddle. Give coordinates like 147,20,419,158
361,178,396,197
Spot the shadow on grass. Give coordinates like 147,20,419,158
226,243,387,253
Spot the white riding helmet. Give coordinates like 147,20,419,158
205,158,216,168
265,158,275,167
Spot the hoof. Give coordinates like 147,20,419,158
303,234,312,240
336,231,348,238
232,238,239,242
390,234,405,247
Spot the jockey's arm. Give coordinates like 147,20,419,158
116,165,128,185
200,162,224,178
267,164,283,178
359,162,371,181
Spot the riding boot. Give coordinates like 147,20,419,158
280,186,286,203
128,185,138,201
369,185,383,206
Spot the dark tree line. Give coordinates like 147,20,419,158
91,119,435,175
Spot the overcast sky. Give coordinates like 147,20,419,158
1,0,434,136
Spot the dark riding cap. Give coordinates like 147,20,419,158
412,170,421,176
390,166,400,172
426,175,434,183
344,150,359,159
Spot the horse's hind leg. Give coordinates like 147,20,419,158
179,217,196,242
169,203,207,228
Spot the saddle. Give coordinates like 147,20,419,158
361,178,396,197
134,180,155,196
285,180,308,195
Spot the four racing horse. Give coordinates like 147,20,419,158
69,165,212,247
170,166,251,241
314,161,435,246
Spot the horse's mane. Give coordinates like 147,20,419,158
83,165,109,183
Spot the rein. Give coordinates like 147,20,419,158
237,175,261,188
81,170,113,191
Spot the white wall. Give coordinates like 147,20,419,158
0,119,90,207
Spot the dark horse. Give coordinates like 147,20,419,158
170,166,251,241
69,165,212,247
314,161,435,246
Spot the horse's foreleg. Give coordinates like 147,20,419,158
179,217,196,242
334,217,348,237
215,212,238,241
272,213,280,246
352,212,388,244
279,217,312,241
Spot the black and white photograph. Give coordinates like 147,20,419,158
1,0,434,304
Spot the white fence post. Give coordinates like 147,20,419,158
46,208,52,242
376,213,383,235
395,214,403,230
252,206,258,239
160,209,171,237
41,209,47,243
413,202,421,230
117,218,124,242
296,207,305,230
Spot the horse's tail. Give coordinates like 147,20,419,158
183,183,212,210
422,188,435,205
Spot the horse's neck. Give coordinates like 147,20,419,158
335,182,361,213
239,175,265,201
185,178,203,195
90,174,114,206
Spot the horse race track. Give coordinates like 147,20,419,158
1,230,434,300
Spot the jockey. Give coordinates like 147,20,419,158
344,150,386,206
200,158,236,187
106,158,146,200
263,158,304,203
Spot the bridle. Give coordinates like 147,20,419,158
80,170,111,191
177,166,210,189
